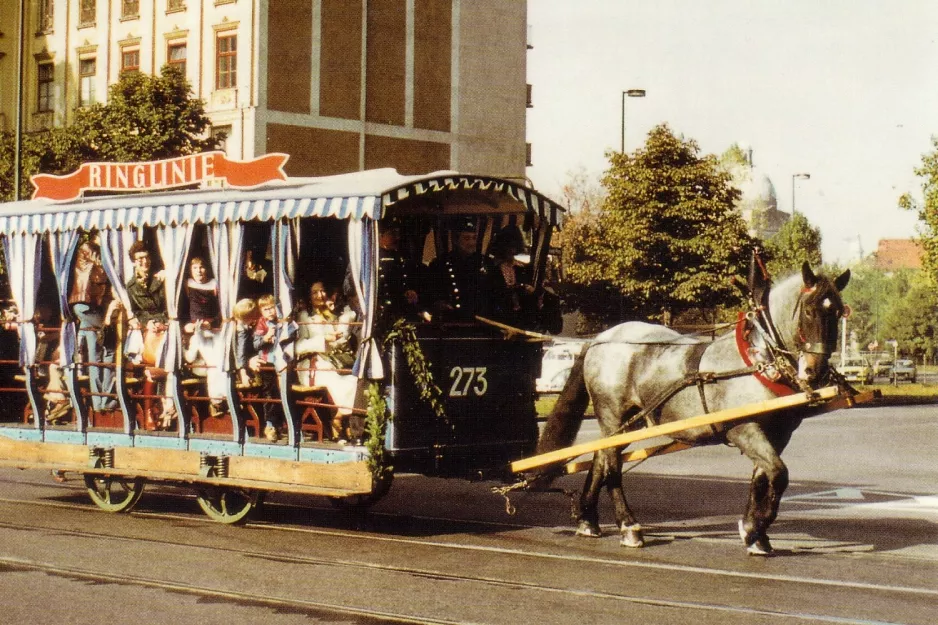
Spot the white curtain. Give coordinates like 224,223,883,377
155,224,195,372
2,233,42,366
271,219,300,372
207,222,244,371
348,219,382,379
98,228,139,316
48,231,81,367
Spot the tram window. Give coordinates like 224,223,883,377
295,218,348,300
239,222,273,301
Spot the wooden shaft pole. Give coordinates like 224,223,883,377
511,386,840,474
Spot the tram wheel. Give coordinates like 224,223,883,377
84,474,146,513
196,488,265,524
329,472,393,511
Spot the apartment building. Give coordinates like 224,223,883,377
0,0,531,179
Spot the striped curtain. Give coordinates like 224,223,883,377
48,231,81,366
348,218,382,379
1,233,42,366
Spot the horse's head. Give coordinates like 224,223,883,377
793,262,850,384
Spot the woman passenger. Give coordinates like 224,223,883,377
183,257,226,417
295,281,358,441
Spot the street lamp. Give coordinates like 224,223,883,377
791,172,811,214
621,89,646,153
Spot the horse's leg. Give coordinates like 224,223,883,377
574,454,604,537
727,424,789,556
602,447,644,547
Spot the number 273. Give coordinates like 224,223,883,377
448,366,488,397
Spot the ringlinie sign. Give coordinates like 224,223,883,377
30,151,289,202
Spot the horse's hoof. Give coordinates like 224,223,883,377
620,524,644,548
739,519,774,556
747,535,774,556
575,521,601,538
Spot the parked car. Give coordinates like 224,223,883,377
873,359,894,378
893,359,917,383
536,342,584,393
837,358,873,385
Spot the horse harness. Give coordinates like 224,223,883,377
611,296,821,437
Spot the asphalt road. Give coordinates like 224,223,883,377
0,403,934,624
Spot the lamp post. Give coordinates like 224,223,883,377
621,89,646,153
791,172,810,214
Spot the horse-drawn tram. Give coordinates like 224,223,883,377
0,153,873,554
0,152,561,522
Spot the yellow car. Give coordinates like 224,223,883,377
837,358,873,385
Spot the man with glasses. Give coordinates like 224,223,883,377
125,241,171,429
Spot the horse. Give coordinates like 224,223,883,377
531,262,850,555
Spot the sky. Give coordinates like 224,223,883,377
524,0,938,265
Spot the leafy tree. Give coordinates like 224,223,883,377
899,135,938,284
764,212,823,277
880,277,938,362
561,124,753,326
69,65,216,163
0,65,217,202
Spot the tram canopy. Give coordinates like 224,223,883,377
0,168,564,236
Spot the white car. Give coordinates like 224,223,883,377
893,359,917,383
536,343,583,393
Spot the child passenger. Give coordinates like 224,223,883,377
233,297,284,442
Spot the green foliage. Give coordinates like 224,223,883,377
383,319,448,426
0,65,217,202
880,275,938,361
834,264,936,360
764,212,823,277
364,383,392,481
899,135,938,284
560,124,754,326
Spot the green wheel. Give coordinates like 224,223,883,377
84,474,145,513
196,488,265,524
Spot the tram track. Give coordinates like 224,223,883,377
0,538,925,625
0,476,936,600
0,486,936,625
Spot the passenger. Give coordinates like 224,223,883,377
69,240,117,411
487,225,535,327
488,225,563,334
182,257,226,417
233,298,261,389
124,241,172,429
239,245,273,301
125,241,168,363
428,219,488,321
376,219,425,323
34,304,69,423
295,281,358,441
252,295,285,442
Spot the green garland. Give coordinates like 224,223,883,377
364,382,392,481
363,318,450,480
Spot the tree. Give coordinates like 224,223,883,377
899,135,938,284
764,212,823,277
0,65,217,202
561,124,753,326
880,277,938,362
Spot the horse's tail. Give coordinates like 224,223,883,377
526,347,591,485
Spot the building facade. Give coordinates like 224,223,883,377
0,0,531,179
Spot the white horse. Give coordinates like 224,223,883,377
531,263,850,555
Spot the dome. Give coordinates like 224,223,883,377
738,171,777,209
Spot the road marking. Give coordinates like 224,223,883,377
784,488,865,502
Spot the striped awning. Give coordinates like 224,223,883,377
0,169,564,235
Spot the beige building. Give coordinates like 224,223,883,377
0,0,531,179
